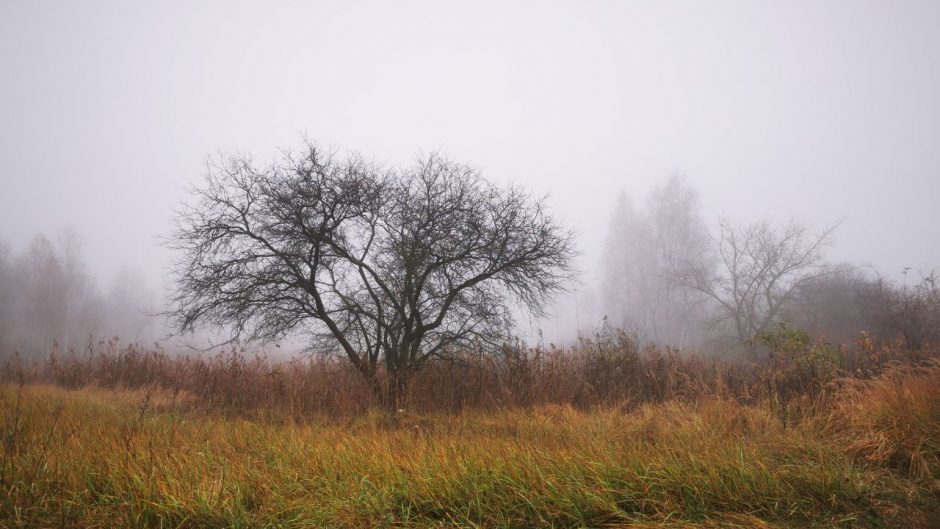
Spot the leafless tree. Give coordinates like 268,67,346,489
885,271,939,350
601,174,711,349
57,227,88,355
167,145,577,408
17,234,67,354
679,218,836,359
0,242,12,354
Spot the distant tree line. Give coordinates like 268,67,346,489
2,142,937,397
601,175,940,358
0,229,158,358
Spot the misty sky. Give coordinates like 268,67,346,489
2,0,939,340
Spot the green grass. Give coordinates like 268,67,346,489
1,364,938,528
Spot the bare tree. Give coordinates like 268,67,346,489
17,234,67,355
679,218,836,359
646,175,711,348
168,145,577,408
57,227,88,355
0,241,12,354
601,192,651,335
601,174,710,349
886,271,939,351
9,231,95,357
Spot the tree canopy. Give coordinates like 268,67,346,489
168,145,576,407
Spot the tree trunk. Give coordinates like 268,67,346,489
360,367,385,409
359,366,410,412
386,370,409,412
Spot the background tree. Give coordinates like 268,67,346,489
883,271,939,350
0,241,13,354
780,264,873,343
601,192,651,335
647,175,712,348
57,227,89,355
17,234,68,354
168,145,576,408
8,231,101,356
106,266,158,344
679,218,836,359
601,174,710,348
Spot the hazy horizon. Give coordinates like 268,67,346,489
3,0,939,344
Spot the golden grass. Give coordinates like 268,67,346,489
1,363,939,528
825,360,940,480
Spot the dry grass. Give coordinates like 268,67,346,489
0,361,938,528
824,360,940,480
2,332,924,419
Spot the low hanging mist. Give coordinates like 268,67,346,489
0,158,936,362
1,0,939,360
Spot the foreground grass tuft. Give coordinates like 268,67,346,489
1,363,939,528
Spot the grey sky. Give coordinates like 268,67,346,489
2,1,939,340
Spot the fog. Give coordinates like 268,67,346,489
2,0,939,349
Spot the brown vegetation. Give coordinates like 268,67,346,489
2,329,931,421
0,346,938,528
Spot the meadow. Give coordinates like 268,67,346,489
1,337,938,528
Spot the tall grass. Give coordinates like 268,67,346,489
1,331,925,419
1,361,938,528
1,335,937,527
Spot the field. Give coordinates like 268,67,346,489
1,349,938,528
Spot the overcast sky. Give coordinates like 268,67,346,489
2,0,939,339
